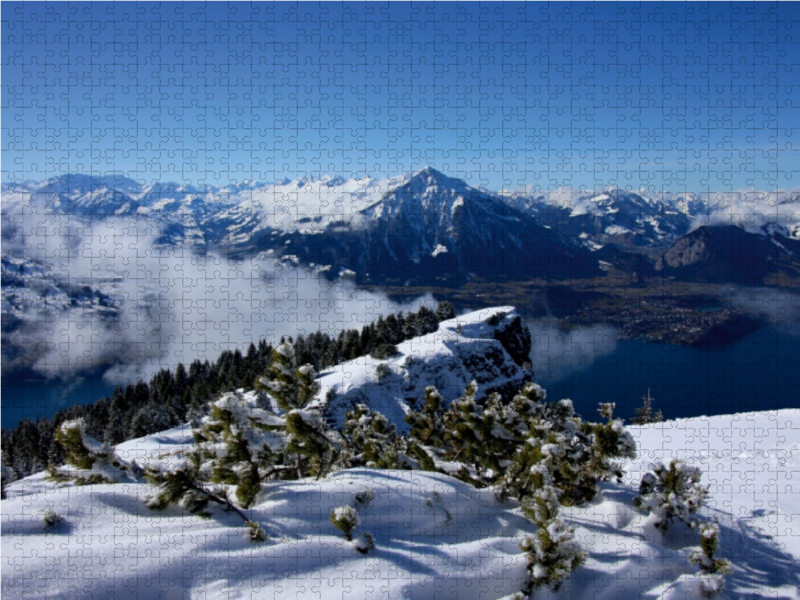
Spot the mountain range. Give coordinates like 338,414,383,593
4,168,800,286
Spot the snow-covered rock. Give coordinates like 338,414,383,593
318,307,533,432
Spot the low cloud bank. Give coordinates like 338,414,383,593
2,213,432,384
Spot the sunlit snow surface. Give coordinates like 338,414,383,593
3,409,798,599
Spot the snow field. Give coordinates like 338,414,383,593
3,410,799,599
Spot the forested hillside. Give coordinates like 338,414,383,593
1,305,450,478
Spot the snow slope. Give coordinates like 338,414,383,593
3,405,798,599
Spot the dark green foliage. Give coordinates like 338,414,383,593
435,301,456,321
487,311,507,326
689,522,732,597
145,452,265,542
256,344,337,480
1,464,15,499
146,456,213,517
74,473,116,486
343,405,402,468
370,343,398,359
404,380,637,512
519,494,587,592
406,386,446,446
194,391,285,507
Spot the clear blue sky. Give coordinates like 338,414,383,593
3,1,798,193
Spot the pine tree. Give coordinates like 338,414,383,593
435,301,456,321
255,343,338,479
343,404,406,469
54,419,114,471
330,505,359,541
632,388,664,425
633,459,709,532
567,403,638,505
518,474,587,592
145,450,267,542
496,388,584,502
51,419,124,484
193,391,287,507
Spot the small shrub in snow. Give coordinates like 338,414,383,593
633,459,709,532
247,520,269,542
374,362,392,382
330,505,359,541
43,508,62,528
689,522,732,598
353,531,375,554
354,487,376,508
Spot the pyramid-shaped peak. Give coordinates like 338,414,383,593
404,167,475,191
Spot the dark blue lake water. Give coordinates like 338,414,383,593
3,321,799,429
527,321,800,422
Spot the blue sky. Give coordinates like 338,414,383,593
3,1,798,192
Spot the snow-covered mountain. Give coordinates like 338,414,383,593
3,168,601,284
505,187,800,252
504,188,693,249
3,300,797,600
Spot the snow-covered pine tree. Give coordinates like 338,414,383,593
689,521,732,598
405,386,449,471
193,391,287,507
330,505,359,541
145,449,267,542
51,418,124,484
633,459,709,532
343,404,407,469
518,472,587,592
256,343,339,479
495,389,585,502
437,381,524,487
566,402,637,505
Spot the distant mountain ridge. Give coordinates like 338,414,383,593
4,169,800,285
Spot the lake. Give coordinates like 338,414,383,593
527,320,800,422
